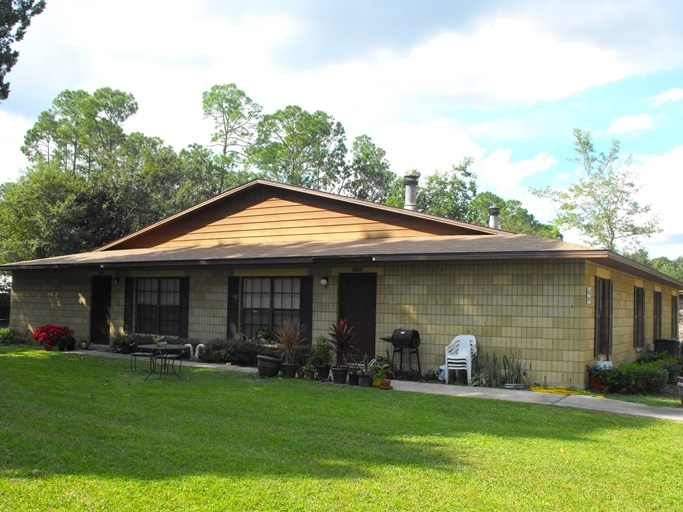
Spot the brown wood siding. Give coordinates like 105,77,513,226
112,189,485,249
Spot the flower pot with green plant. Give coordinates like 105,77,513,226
347,357,360,386
274,321,306,378
503,353,525,389
302,362,316,379
373,361,391,388
359,355,375,387
312,336,332,380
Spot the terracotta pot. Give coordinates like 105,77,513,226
380,379,392,390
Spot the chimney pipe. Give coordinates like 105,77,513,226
404,175,418,211
488,206,501,229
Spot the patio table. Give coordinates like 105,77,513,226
137,344,190,379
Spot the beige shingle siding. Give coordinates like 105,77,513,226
10,270,92,339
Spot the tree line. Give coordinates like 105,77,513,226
1,84,675,280
0,84,559,264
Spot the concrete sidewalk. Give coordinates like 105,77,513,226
390,380,683,422
76,348,683,422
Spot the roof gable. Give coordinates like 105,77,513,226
99,180,499,251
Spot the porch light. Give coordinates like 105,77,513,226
320,277,328,287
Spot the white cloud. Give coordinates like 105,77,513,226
0,112,30,183
651,88,683,106
373,119,485,175
605,114,655,136
632,145,683,258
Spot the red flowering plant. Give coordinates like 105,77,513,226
31,324,76,351
328,318,357,367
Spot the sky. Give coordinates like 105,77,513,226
1,0,683,257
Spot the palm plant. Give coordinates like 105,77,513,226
328,318,357,367
274,321,306,364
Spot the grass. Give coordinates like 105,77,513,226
1,346,683,511
605,393,682,408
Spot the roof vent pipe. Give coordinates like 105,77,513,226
404,175,418,211
488,206,501,229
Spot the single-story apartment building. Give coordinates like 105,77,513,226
4,179,681,387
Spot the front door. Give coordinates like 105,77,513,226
90,275,112,345
339,273,377,360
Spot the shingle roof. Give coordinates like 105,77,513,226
3,179,682,289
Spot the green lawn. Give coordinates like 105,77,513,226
1,346,682,511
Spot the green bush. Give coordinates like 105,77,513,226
201,336,277,366
112,334,201,358
0,327,30,345
597,362,668,394
636,352,682,384
112,333,155,353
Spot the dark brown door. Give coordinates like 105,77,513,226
90,276,112,345
339,273,377,360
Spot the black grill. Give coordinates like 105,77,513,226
381,329,421,373
381,329,420,349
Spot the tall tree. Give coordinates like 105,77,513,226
532,129,660,253
202,84,262,193
247,105,347,191
0,0,45,100
342,134,395,202
384,159,477,221
22,87,138,176
470,191,562,239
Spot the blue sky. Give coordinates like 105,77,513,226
1,0,683,256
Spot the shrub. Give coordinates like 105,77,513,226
597,362,668,394
112,333,155,353
31,324,75,350
201,336,277,366
293,345,312,367
0,327,30,345
635,352,682,384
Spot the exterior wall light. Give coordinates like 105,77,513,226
320,277,328,287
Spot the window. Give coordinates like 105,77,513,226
227,276,312,342
633,286,645,348
242,277,302,337
672,295,679,340
654,291,662,340
595,277,613,357
131,277,189,337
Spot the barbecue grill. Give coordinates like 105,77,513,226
381,329,421,374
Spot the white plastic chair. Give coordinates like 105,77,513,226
444,335,477,385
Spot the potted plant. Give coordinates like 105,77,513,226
328,318,357,384
359,355,374,387
301,362,315,379
256,353,282,378
347,357,360,386
373,362,388,387
312,336,332,381
503,353,525,389
274,321,305,378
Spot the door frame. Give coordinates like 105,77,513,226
338,273,377,360
90,275,112,345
